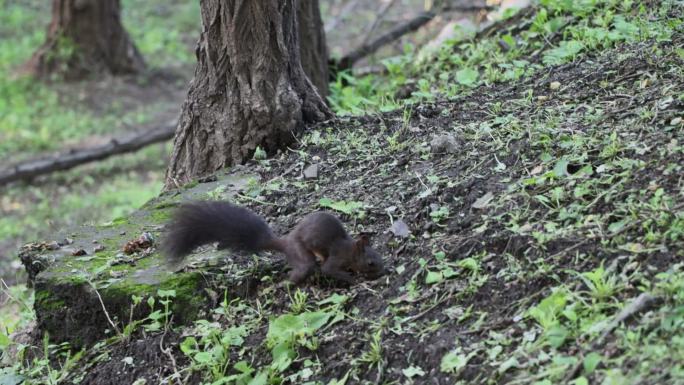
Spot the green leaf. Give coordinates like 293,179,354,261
317,294,349,306
327,370,351,385
528,289,568,329
0,372,25,385
608,219,628,234
498,356,520,374
553,158,569,177
271,341,295,372
222,325,248,347
612,16,638,39
456,68,479,86
458,257,479,272
253,146,267,160
543,40,583,65
402,365,425,378
267,310,332,372
546,325,569,348
156,289,176,298
233,360,254,374
440,350,472,373
583,352,602,374
179,337,197,355
425,271,444,285
300,311,333,330
248,371,268,385
502,34,516,48
193,351,213,364
0,332,10,348
319,198,364,215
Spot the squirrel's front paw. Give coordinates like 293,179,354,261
277,280,296,290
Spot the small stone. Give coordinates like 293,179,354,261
109,270,126,278
198,175,218,183
71,249,87,256
93,244,106,253
46,241,60,250
390,219,411,238
303,164,319,179
549,81,561,90
472,191,494,209
429,134,458,154
670,117,682,126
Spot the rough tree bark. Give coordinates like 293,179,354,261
298,0,329,98
23,0,145,79
164,0,332,189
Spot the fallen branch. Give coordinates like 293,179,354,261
475,6,535,40
331,2,497,74
335,11,437,71
0,121,176,186
564,293,660,381
353,65,389,77
324,0,361,33
443,3,496,13
362,0,398,45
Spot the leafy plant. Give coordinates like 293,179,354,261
319,198,364,216
578,264,620,301
266,311,332,373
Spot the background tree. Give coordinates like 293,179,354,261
298,0,329,98
23,0,145,79
164,0,331,189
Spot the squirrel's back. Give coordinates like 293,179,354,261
162,201,276,263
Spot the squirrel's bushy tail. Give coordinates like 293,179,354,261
162,201,278,263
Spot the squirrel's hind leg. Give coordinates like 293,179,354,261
285,244,317,285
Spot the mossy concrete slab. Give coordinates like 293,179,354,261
20,170,275,348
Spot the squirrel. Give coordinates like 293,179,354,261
162,201,387,285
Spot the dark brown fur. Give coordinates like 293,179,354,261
163,201,386,284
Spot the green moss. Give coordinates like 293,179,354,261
151,201,179,210
184,181,199,189
34,290,66,310
105,216,130,227
97,270,206,323
148,208,172,223
161,272,206,320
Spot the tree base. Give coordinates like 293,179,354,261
164,0,331,189
22,0,145,80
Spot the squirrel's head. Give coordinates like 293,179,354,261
352,234,387,279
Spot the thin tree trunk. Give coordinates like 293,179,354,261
298,0,329,98
164,0,331,189
23,0,144,79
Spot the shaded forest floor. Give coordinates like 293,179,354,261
18,2,684,384
3,1,684,385
0,0,436,284
0,0,199,283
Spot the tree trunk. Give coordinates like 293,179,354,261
164,0,332,189
23,0,145,80
298,0,329,99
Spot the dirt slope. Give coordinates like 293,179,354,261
12,3,684,385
